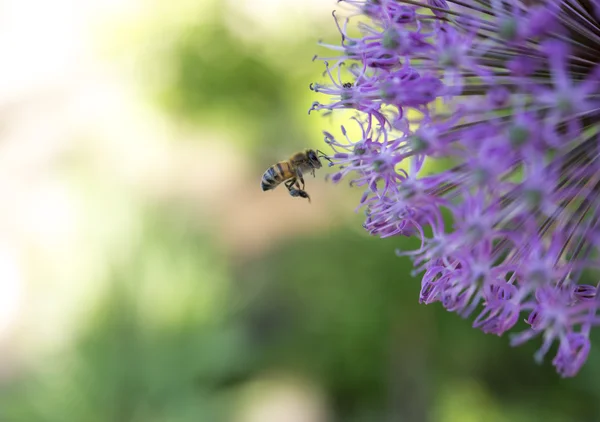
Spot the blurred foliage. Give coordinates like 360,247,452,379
236,231,600,422
0,210,247,422
2,207,600,421
144,6,333,160
160,22,287,126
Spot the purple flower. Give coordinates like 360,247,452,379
311,0,600,376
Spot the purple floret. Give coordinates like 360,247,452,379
311,0,600,376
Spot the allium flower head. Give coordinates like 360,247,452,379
311,0,600,376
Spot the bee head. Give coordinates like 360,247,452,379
307,149,322,169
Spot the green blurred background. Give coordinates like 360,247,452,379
0,1,599,421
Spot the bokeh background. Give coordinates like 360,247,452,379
0,1,599,421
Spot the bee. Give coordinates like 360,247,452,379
261,149,332,203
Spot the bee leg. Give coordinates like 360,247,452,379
284,178,297,192
298,176,305,190
295,170,306,190
285,178,310,202
285,178,303,200
289,188,311,203
302,190,311,203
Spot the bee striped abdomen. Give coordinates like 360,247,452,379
261,162,294,191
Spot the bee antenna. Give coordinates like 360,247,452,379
316,149,333,164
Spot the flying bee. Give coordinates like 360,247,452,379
261,149,332,203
